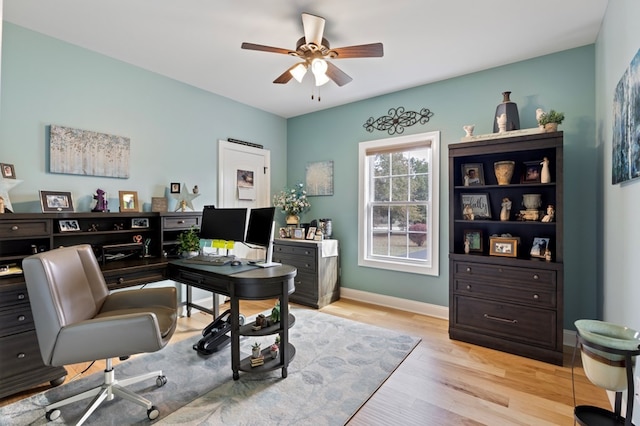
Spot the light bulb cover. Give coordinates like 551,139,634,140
290,63,308,83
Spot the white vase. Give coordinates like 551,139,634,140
522,194,542,210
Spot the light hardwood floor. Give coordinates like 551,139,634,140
1,298,610,425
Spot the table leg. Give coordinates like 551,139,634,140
230,289,240,380
186,283,192,317
280,277,292,378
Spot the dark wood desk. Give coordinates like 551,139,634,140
166,260,296,380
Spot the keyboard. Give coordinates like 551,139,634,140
183,255,235,266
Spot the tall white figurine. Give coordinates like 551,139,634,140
536,108,546,130
464,238,470,254
496,113,507,133
540,157,551,183
500,197,512,221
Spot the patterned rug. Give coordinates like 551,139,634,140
1,309,420,425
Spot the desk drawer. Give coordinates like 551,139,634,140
0,304,34,337
273,253,317,273
0,331,46,379
102,266,166,290
163,216,200,230
274,244,316,258
453,295,556,348
0,220,50,238
0,282,29,310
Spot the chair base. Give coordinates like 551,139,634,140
45,359,166,426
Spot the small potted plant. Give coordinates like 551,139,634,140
251,342,261,358
177,226,200,258
537,110,565,133
270,343,279,359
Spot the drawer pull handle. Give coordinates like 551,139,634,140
17,293,26,300
533,274,539,280
466,267,471,273
17,315,26,321
533,294,539,300
17,353,26,359
466,285,472,290
118,277,125,284
484,313,517,324
11,225,19,231
498,268,503,273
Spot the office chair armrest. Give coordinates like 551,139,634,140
51,313,166,366
103,286,178,311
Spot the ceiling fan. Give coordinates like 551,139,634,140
241,13,383,87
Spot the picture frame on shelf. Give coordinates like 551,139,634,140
1,163,16,179
279,227,289,238
461,163,485,186
131,218,149,228
463,229,483,252
530,237,551,258
119,191,139,212
151,197,168,212
40,190,75,212
170,182,181,194
460,193,491,219
292,228,305,239
521,160,542,183
58,219,80,232
489,236,518,257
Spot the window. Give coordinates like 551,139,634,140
358,131,439,276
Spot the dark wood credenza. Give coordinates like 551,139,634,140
0,211,201,399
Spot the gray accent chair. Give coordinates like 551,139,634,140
22,244,178,425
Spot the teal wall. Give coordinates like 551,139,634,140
0,22,600,328
288,46,598,326
0,23,287,212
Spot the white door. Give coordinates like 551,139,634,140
217,140,271,259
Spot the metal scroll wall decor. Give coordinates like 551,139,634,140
363,107,434,135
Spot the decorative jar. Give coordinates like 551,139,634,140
494,161,515,185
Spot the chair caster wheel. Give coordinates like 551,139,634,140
156,375,167,387
239,314,246,326
46,409,61,421
147,406,160,420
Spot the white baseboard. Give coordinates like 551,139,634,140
339,287,449,320
340,287,577,347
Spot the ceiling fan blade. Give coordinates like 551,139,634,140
302,13,325,47
241,42,293,55
330,43,384,59
325,61,353,87
273,64,300,84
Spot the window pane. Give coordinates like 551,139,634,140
391,176,409,201
371,232,389,256
372,205,389,230
373,177,389,201
390,205,407,231
391,152,408,175
410,175,428,201
373,154,389,177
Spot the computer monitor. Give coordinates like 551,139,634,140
244,207,280,267
199,206,247,243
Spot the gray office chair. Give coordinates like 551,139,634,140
22,244,178,425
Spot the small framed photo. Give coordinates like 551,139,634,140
292,228,305,239
530,237,551,258
463,229,483,252
58,219,80,232
521,160,542,184
1,163,16,179
119,191,139,212
131,218,149,228
489,237,518,257
306,226,317,240
460,193,491,219
151,197,168,212
461,163,484,186
40,191,75,212
278,227,289,238
170,182,181,194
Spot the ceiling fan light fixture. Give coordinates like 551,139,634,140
311,58,329,86
290,63,308,83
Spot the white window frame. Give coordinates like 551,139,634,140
358,131,440,276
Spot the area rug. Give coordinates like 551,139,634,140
1,309,420,425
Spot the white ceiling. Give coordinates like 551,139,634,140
3,0,609,119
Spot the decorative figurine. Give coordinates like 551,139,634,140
0,196,4,214
540,157,551,183
92,189,108,212
545,249,552,262
193,185,199,194
541,204,555,222
500,197,512,221
536,108,546,130
496,113,507,133
463,125,475,137
464,238,470,254
463,204,474,220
